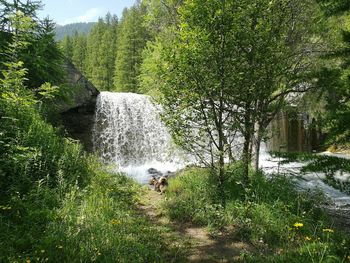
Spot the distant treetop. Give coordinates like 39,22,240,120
54,22,96,40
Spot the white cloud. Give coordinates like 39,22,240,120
62,7,105,25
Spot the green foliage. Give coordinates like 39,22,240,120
32,171,182,263
60,35,73,59
139,39,165,96
83,14,118,91
114,3,149,92
164,168,229,229
163,166,349,260
305,2,350,147
0,2,64,89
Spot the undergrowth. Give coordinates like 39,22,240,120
0,86,185,262
163,164,350,262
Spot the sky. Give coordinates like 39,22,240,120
38,0,135,25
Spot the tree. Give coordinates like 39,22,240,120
157,0,321,202
306,1,350,147
114,3,149,92
233,0,323,172
61,35,73,59
23,17,64,88
71,31,87,71
0,1,64,89
83,14,118,91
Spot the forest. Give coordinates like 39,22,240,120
1,0,350,262
54,22,96,40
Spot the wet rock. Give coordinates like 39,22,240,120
147,168,163,178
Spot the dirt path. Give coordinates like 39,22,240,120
139,188,251,262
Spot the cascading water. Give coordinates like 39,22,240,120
93,92,186,183
93,91,350,219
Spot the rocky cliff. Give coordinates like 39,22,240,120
60,61,99,152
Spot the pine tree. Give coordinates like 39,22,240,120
1,1,63,88
61,35,73,59
114,3,149,92
23,17,63,88
72,31,87,71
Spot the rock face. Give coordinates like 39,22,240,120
60,61,99,152
266,111,324,152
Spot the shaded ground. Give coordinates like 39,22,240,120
138,188,252,262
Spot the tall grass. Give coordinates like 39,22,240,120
162,164,350,261
0,93,185,262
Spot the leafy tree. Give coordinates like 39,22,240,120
157,0,321,201
308,1,350,147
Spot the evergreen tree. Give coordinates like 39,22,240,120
98,13,118,90
23,17,64,88
0,1,63,88
72,31,87,71
83,15,118,91
114,3,149,92
85,18,106,89
61,35,73,59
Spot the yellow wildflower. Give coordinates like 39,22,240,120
294,222,303,228
347,255,350,261
305,236,312,241
322,228,334,233
26,259,31,263
40,250,45,253
111,219,120,225
58,245,63,249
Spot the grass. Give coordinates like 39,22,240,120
0,91,187,262
162,164,350,262
1,73,349,261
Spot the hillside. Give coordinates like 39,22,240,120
54,22,96,40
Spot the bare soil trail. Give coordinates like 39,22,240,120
138,188,252,262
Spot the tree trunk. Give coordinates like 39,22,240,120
242,132,251,187
254,131,262,171
252,122,264,171
242,109,252,187
218,107,226,208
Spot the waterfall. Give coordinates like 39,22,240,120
93,92,186,183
